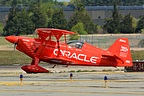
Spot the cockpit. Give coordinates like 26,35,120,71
67,40,84,49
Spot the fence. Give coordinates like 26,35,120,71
79,34,144,49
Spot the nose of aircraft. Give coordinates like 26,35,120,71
5,36,18,44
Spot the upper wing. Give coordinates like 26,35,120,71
36,28,75,40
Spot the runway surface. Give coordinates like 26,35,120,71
0,65,144,96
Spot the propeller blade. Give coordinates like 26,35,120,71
14,43,17,51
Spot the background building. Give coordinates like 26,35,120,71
0,6,144,25
63,5,144,25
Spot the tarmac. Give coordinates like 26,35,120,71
0,65,144,96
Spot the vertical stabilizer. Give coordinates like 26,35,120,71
108,38,133,67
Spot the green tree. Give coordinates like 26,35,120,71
132,17,138,31
29,2,48,29
40,1,55,14
136,16,144,33
68,2,97,34
3,7,19,35
0,0,11,6
3,0,35,36
103,18,115,33
69,32,79,40
3,7,35,36
103,2,121,33
0,22,3,35
70,22,87,40
120,13,134,33
48,8,68,30
1,0,143,6
112,2,121,33
70,0,143,6
71,22,87,35
17,8,35,35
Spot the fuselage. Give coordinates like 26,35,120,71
11,36,115,67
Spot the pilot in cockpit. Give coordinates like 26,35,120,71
75,42,82,48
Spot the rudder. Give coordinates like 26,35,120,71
108,38,133,67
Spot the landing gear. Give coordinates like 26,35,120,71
51,64,57,68
21,65,49,73
21,58,49,73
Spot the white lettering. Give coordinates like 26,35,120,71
90,57,97,63
54,49,58,55
84,55,90,62
126,60,130,63
65,51,71,58
78,54,85,61
119,39,126,43
121,46,128,53
70,53,77,59
60,50,64,56
120,46,128,57
53,49,98,64
23,39,30,42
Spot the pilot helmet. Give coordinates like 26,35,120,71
75,42,82,48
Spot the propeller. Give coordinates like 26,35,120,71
5,36,19,50
13,38,20,50
14,42,17,50
13,22,20,50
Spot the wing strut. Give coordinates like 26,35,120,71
53,32,62,57
36,28,75,57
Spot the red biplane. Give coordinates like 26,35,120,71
5,28,133,73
